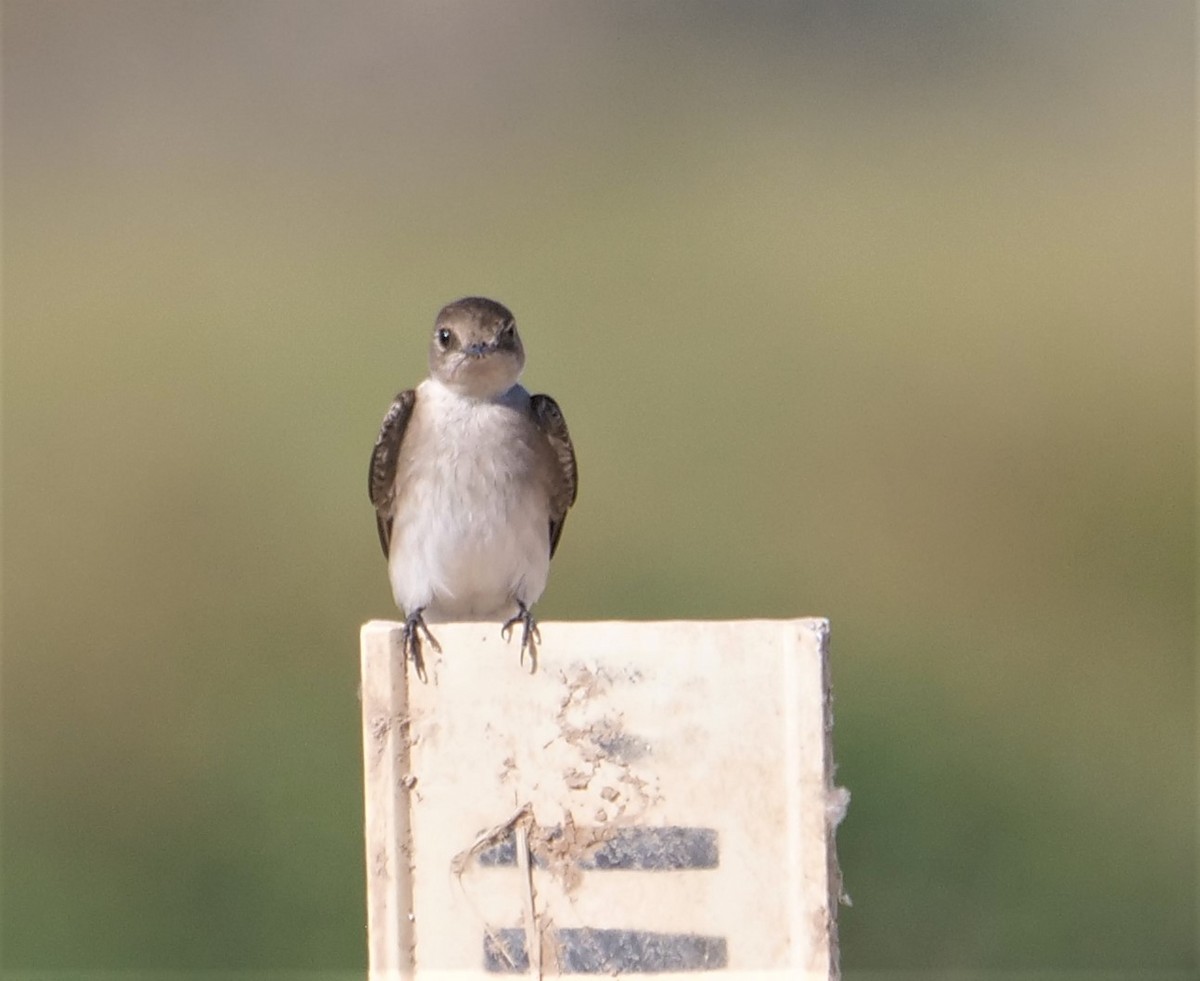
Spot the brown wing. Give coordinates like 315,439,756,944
369,390,417,558
529,393,578,558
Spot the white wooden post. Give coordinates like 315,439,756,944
360,618,847,980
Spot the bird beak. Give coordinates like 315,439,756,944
463,341,496,358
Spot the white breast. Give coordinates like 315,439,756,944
387,378,552,621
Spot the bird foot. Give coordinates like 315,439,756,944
401,608,441,682
501,602,541,672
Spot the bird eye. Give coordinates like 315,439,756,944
436,327,453,348
500,321,516,340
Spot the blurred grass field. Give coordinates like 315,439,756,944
2,0,1195,975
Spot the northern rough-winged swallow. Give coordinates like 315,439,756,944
369,297,577,675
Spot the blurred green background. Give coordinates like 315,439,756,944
2,0,1194,977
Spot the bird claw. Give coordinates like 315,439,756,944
501,602,541,671
401,608,441,682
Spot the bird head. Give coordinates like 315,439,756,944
428,296,525,399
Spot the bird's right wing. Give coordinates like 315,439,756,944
369,389,417,558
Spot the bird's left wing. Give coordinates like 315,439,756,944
369,389,417,558
530,393,578,558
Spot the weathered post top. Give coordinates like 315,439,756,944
361,618,847,980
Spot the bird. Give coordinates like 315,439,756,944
369,297,577,676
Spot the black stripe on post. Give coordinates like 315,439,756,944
476,826,718,871
584,826,718,870
483,927,728,973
